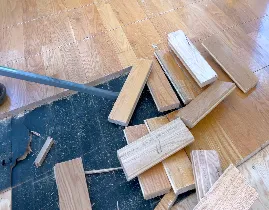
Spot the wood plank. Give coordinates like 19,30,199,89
193,164,258,210
124,124,171,200
34,137,54,167
118,118,194,181
145,116,195,195
154,190,177,210
202,35,258,93
168,30,217,88
54,158,92,210
191,150,222,201
108,59,152,126
238,144,269,210
177,81,236,128
154,50,195,105
171,193,198,210
0,189,12,210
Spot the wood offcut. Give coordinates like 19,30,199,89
118,118,194,181
154,190,177,210
168,30,217,88
34,137,54,167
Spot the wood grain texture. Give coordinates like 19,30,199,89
108,59,152,126
168,30,217,87
0,189,11,210
145,116,195,195
154,190,177,210
54,158,92,210
124,124,171,200
155,50,195,105
193,164,258,210
118,118,194,181
171,193,198,210
202,35,258,93
191,150,222,201
34,137,54,167
238,144,269,210
178,81,236,128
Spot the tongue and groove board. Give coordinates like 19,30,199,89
124,124,171,199
193,164,258,210
171,193,198,210
118,118,194,181
54,158,92,210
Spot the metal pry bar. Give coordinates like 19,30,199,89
0,66,120,100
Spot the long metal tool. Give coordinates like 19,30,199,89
0,66,121,100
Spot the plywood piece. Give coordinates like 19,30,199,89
145,116,195,195
154,190,177,210
124,124,171,199
118,118,194,181
108,59,152,126
191,150,222,201
168,30,217,88
34,137,54,167
0,189,11,210
238,144,269,210
178,81,236,128
202,35,258,93
155,50,195,105
171,193,198,210
193,164,258,210
54,158,92,210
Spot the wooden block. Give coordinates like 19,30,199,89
155,50,195,105
191,150,222,201
154,190,177,210
171,193,198,210
108,59,152,126
202,35,258,93
54,158,92,210
124,125,171,200
193,164,258,210
178,81,236,128
118,118,194,181
168,30,217,88
0,189,11,210
34,137,54,167
145,116,195,195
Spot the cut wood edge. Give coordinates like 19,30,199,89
154,190,177,210
34,137,54,167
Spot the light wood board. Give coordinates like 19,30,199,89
178,81,236,128
154,190,177,210
124,124,171,199
168,30,217,88
0,189,11,210
34,137,54,167
145,116,195,195
118,117,194,181
171,193,198,210
108,59,152,126
54,158,92,210
202,34,258,93
193,164,258,210
191,150,222,201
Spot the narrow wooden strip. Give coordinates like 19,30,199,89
118,118,194,181
202,35,258,93
191,150,222,201
0,189,11,210
124,124,171,199
155,50,195,105
178,81,236,128
84,167,122,175
34,137,54,167
108,59,152,126
154,190,177,210
168,30,217,88
194,164,258,210
54,158,92,210
145,116,195,195
171,193,198,210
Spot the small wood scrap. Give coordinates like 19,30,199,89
154,190,177,210
145,116,195,195
108,59,153,126
54,158,92,210
118,118,194,181
154,50,195,105
168,30,217,88
202,34,258,93
171,193,198,210
178,81,236,128
85,167,122,175
0,188,11,210
34,137,54,167
191,150,222,201
193,164,258,210
30,131,41,137
124,124,171,199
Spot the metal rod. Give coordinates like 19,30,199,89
0,66,119,100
